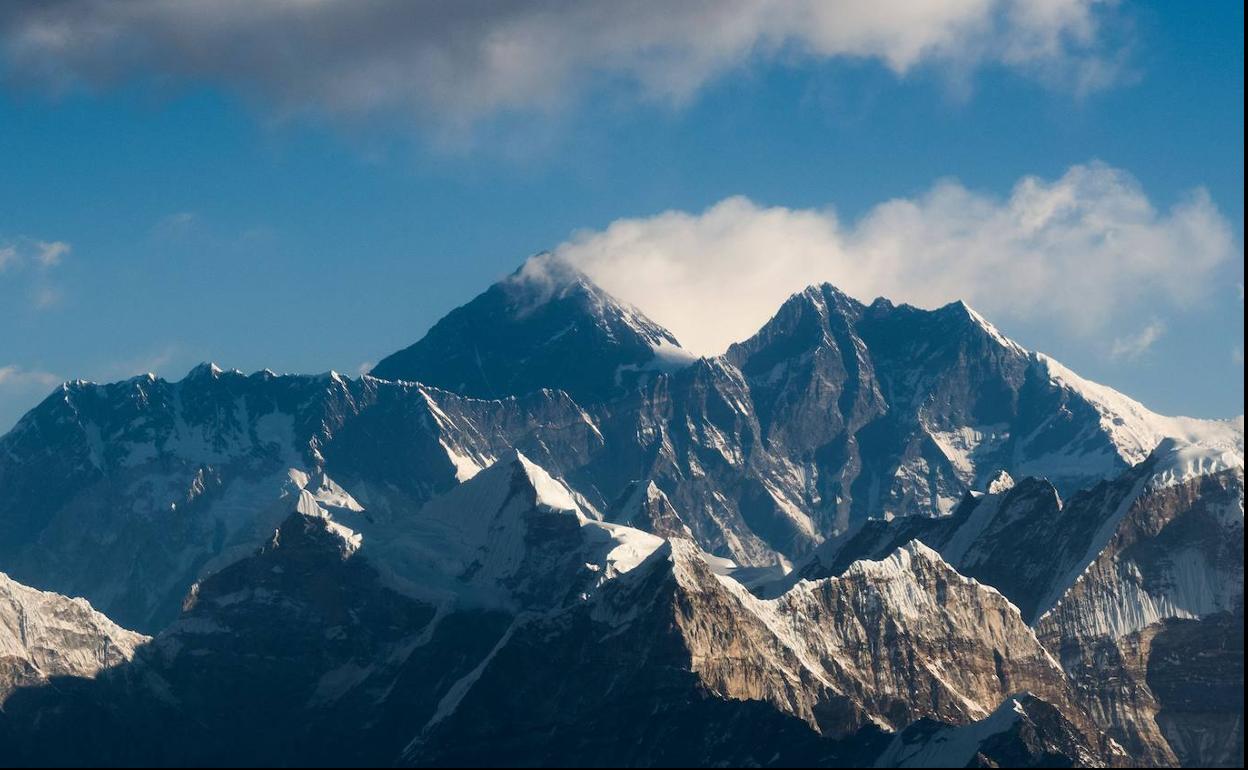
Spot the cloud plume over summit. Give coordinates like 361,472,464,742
555,163,1234,355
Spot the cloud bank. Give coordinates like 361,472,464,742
1,0,1122,128
554,163,1234,354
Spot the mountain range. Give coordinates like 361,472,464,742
0,254,1242,767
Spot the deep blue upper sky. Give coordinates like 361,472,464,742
0,1,1243,431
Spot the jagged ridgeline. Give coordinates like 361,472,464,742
0,254,1242,767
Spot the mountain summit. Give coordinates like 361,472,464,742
371,254,696,402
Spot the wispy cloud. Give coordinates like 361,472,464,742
34,239,70,267
1,234,71,309
0,364,62,390
0,0,1128,133
150,211,200,240
1110,320,1165,361
554,162,1234,355
31,285,62,310
0,364,63,432
0,235,71,271
95,345,182,382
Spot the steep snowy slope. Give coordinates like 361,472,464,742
1038,358,1244,473
372,449,663,610
0,572,147,702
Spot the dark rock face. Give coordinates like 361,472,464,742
609,480,694,538
371,256,691,403
406,538,1096,766
405,542,870,768
1146,611,1245,767
0,510,498,766
1036,470,1245,767
0,519,1106,767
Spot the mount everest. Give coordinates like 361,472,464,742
0,255,1241,767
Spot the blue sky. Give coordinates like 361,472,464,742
0,1,1243,431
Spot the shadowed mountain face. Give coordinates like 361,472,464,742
0,508,1104,767
0,257,1241,767
371,256,694,403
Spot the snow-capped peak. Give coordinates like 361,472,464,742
986,469,1015,495
371,451,663,610
957,300,1029,355
370,254,693,401
184,362,224,380
509,449,582,513
291,488,364,558
841,539,946,582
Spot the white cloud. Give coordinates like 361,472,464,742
1,235,70,310
0,0,1125,129
150,211,199,239
31,285,62,310
0,235,71,271
0,365,63,432
1110,320,1164,360
0,364,62,390
555,162,1234,354
34,239,70,267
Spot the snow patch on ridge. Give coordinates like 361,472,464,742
961,301,1029,356
873,695,1030,768
293,487,363,557
512,451,581,512
926,423,1010,485
371,451,662,609
1148,436,1244,490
